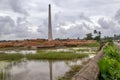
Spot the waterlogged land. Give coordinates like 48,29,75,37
0,58,93,80
0,43,98,80
0,46,98,60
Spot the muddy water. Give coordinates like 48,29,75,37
0,47,97,80
0,54,95,80
11,61,70,80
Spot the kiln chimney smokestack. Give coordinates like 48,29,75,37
48,4,53,41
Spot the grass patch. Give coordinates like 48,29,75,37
26,52,89,60
0,47,27,50
78,42,100,47
0,72,3,80
0,54,24,61
46,51,74,54
58,65,82,80
58,58,91,80
0,52,88,61
0,46,95,61
76,48,90,52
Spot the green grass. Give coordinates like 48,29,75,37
46,51,74,54
26,52,89,60
78,42,100,47
0,46,96,61
76,48,90,52
0,54,24,61
0,51,88,61
0,47,28,50
0,72,3,80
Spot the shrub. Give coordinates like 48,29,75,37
99,43,120,80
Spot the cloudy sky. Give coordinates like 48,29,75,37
0,0,120,40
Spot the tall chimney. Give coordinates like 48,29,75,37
48,4,53,41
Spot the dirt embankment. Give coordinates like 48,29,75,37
0,39,96,48
72,43,108,80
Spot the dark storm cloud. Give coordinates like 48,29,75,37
37,18,48,38
0,16,36,39
52,12,92,31
9,0,28,16
0,0,28,16
79,13,92,22
98,18,115,29
0,0,10,10
97,16,120,37
53,22,92,39
114,9,120,24
52,0,120,16
15,17,29,33
14,17,40,39
0,16,15,35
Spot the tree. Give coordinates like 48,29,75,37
94,35,100,41
103,36,113,43
98,31,100,34
93,30,103,50
94,30,97,34
85,33,93,40
93,30,101,42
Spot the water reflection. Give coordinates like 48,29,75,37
0,60,78,80
1,61,69,80
0,61,13,80
49,61,52,80
0,54,95,80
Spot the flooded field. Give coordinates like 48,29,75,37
0,47,97,80
0,56,94,80
0,50,36,54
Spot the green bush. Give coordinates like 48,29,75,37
99,43,120,80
